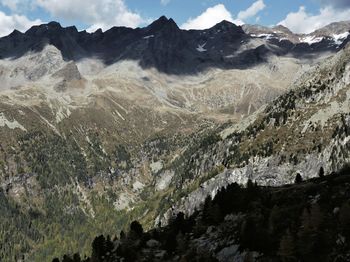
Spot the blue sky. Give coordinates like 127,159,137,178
0,0,349,36
127,0,318,27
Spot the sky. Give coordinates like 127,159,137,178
0,0,349,36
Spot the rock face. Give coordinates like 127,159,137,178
0,18,349,261
243,21,350,50
1,17,349,74
157,44,350,225
56,168,350,262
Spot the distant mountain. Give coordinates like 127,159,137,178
243,20,350,48
312,21,350,36
0,17,349,261
1,17,350,74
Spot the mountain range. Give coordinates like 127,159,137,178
2,17,350,74
0,17,349,261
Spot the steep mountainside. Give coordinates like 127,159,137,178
0,18,349,261
1,17,349,74
55,166,350,262
157,43,350,224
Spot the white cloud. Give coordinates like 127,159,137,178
181,1,266,30
318,0,350,9
35,0,145,31
160,0,170,6
1,0,20,11
237,0,266,21
279,6,350,34
0,0,33,13
181,4,235,30
0,11,42,36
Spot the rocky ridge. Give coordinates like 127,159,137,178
157,43,350,225
243,20,350,47
0,18,349,261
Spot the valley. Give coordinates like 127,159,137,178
0,17,349,261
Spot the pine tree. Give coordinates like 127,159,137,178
319,167,325,178
130,221,143,237
339,202,350,238
278,229,296,261
297,204,324,259
91,235,106,262
294,173,302,184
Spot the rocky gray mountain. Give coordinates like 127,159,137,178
0,17,349,261
1,17,350,74
243,20,350,51
157,42,350,225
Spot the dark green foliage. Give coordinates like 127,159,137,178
319,166,325,177
129,221,143,237
294,173,302,184
56,165,350,262
0,188,42,261
203,196,223,225
91,235,113,262
114,145,132,170
200,133,221,150
19,131,89,187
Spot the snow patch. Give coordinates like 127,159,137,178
300,36,324,45
55,106,72,123
251,34,274,40
114,110,125,121
0,113,26,131
143,35,155,39
224,54,235,59
332,32,350,45
196,43,207,52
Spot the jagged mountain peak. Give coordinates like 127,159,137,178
23,21,79,41
0,18,349,74
93,28,103,35
0,13,350,262
243,21,350,47
272,24,293,34
311,20,350,36
9,29,23,37
47,21,62,28
146,15,179,33
210,20,244,34
25,21,62,35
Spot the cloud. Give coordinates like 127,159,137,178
35,0,145,31
160,0,170,6
317,0,350,9
0,0,33,13
1,0,20,11
181,1,266,30
237,0,266,21
0,11,42,36
279,6,350,34
181,4,236,30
